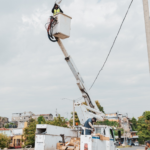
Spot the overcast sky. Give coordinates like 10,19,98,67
0,0,150,120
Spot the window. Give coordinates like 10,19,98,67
104,129,106,135
110,129,115,140
109,129,113,138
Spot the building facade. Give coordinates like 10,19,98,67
0,128,24,148
0,117,9,128
32,114,53,121
0,128,12,136
12,111,53,128
106,112,139,145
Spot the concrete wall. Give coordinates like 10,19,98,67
12,129,23,135
0,130,12,136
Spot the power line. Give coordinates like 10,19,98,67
89,0,134,90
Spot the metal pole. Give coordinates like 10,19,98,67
124,127,125,145
143,0,150,71
57,38,69,57
73,100,75,129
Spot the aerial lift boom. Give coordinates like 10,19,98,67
57,38,105,124
57,39,94,108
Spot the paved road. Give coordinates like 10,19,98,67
120,146,144,150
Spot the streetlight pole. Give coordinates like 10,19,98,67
143,0,150,71
62,98,79,129
73,100,75,129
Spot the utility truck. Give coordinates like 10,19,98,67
35,2,120,150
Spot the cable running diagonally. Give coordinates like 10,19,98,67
89,0,134,90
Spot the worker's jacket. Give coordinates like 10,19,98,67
82,118,93,135
54,9,60,15
52,4,63,15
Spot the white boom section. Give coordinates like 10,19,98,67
75,102,105,125
57,38,96,108
57,38,105,123
143,0,150,71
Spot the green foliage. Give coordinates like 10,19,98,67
23,119,38,147
113,128,124,136
46,114,68,128
136,112,150,144
130,117,137,130
144,111,150,120
95,119,119,127
69,112,80,126
4,123,17,128
37,116,46,124
95,100,105,113
0,133,10,149
4,124,9,128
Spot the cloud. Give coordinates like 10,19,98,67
0,0,150,120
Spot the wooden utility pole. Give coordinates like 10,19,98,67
143,0,150,71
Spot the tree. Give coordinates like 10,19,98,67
144,111,150,120
130,117,137,130
37,116,46,124
95,100,105,113
23,119,38,147
95,119,119,127
0,134,10,149
4,123,17,128
136,112,150,144
113,128,124,136
70,112,80,126
47,114,68,127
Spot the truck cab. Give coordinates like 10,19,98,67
81,125,116,150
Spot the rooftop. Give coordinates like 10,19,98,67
0,128,10,131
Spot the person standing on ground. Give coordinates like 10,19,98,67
145,141,150,150
82,117,97,135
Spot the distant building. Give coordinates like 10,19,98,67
105,113,119,122
0,128,12,136
0,117,9,128
12,111,34,122
12,111,53,128
32,114,53,121
10,128,25,148
0,123,28,149
106,112,139,145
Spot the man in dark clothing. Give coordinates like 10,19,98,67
52,3,63,15
82,117,97,135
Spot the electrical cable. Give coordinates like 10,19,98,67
46,17,58,42
89,0,134,90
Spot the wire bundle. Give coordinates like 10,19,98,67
45,16,58,42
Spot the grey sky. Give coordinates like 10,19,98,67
0,0,150,120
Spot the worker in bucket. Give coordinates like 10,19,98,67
82,117,97,135
52,3,63,15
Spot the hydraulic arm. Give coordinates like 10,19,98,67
57,38,105,124
57,38,95,108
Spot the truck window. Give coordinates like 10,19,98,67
110,129,115,141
